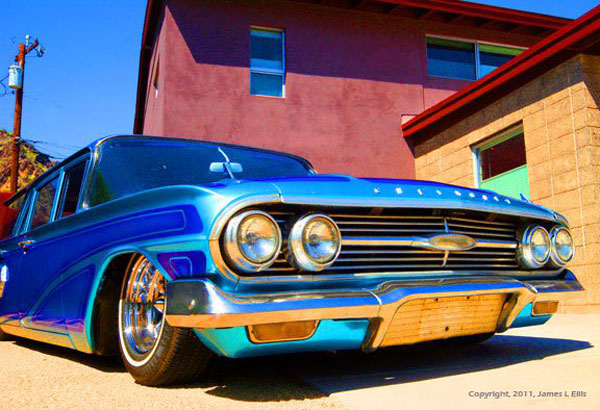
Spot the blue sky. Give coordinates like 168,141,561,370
0,1,598,159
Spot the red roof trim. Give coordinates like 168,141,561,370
134,0,161,134
385,0,569,29
402,5,600,141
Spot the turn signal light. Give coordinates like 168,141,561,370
533,301,559,316
248,320,318,343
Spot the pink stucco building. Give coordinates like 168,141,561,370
134,0,568,178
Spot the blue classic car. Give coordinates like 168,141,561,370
0,136,583,385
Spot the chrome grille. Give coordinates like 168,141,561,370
263,210,520,274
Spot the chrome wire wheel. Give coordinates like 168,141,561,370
119,255,166,366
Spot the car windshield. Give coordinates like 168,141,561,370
88,137,313,206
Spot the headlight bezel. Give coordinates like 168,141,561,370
549,225,575,267
518,224,551,269
287,213,342,272
223,210,282,272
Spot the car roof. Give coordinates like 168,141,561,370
90,135,312,166
4,134,314,204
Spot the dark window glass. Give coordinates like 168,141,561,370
31,177,59,229
480,132,527,180
250,73,283,97
89,139,312,206
479,44,523,77
1,192,26,238
427,37,476,80
251,29,283,71
250,28,284,97
58,161,88,218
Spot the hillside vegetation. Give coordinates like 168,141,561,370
0,129,55,193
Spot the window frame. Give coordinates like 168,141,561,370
4,189,31,237
15,153,91,235
26,173,62,232
55,156,91,221
426,35,526,81
472,125,525,189
250,26,286,98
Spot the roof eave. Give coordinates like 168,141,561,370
403,5,600,143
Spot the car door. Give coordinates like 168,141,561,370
18,171,69,334
0,191,32,327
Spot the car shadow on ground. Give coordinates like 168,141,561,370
196,334,592,400
9,333,592,401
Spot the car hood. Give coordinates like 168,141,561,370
222,174,558,222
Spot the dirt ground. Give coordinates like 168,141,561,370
0,314,598,410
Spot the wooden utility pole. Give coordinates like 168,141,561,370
10,38,39,193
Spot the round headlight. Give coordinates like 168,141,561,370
518,225,551,269
223,210,282,272
288,214,341,271
549,226,575,266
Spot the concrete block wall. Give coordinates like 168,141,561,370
414,55,600,312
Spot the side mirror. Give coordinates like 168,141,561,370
209,162,243,174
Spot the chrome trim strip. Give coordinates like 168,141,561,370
0,324,76,349
341,236,517,249
331,214,516,226
228,269,563,284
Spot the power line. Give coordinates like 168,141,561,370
23,138,82,151
19,138,77,160
25,144,68,160
0,74,11,97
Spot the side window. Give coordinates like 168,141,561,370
57,160,88,219
31,177,60,230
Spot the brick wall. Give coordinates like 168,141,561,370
414,54,600,313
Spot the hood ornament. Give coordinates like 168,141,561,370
428,234,476,251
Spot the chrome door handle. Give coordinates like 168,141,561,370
18,240,35,250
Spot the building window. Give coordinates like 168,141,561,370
250,27,285,97
473,127,529,199
478,43,523,77
427,36,524,81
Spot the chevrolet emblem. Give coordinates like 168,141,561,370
428,234,476,251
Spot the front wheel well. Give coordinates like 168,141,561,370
91,253,136,356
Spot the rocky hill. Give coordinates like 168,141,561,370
0,129,55,193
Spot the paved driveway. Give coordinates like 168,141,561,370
0,314,598,409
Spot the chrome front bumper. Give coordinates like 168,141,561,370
165,271,583,351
